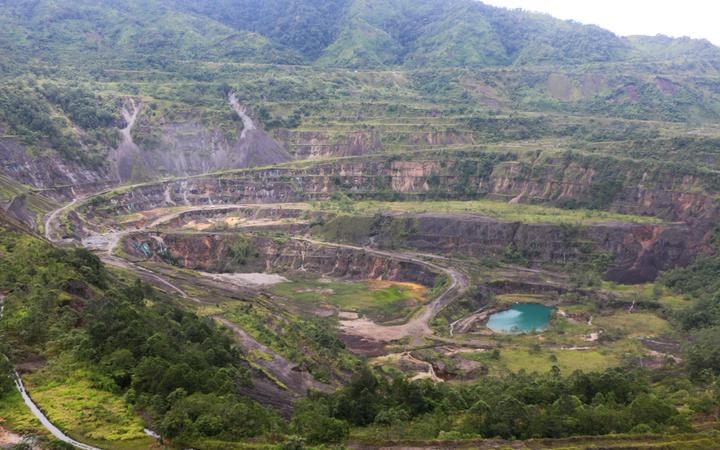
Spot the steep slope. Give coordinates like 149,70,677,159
0,78,293,192
3,0,717,70
627,35,720,61
318,0,630,68
109,92,291,183
0,0,301,70
174,0,351,60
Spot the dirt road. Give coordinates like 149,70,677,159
45,195,470,394
60,198,470,347
297,238,469,346
43,195,79,242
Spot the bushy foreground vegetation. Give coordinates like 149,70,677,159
0,2,719,449
1,221,719,448
294,366,713,444
662,227,720,378
0,228,281,446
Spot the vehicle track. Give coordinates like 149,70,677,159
2,295,104,449
296,238,469,346
78,204,469,348
44,196,470,393
47,199,336,401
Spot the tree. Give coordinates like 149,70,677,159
628,393,677,428
292,408,349,444
0,357,13,397
487,395,529,438
686,326,720,376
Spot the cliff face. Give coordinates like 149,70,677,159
76,152,718,284
275,129,383,158
0,98,292,200
316,213,699,283
122,233,439,287
0,136,111,199
113,119,292,183
84,156,718,225
114,203,699,283
273,128,480,160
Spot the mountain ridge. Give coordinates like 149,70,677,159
1,0,719,71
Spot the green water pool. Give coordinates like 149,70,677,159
487,303,552,334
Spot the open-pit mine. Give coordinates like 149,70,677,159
2,1,720,448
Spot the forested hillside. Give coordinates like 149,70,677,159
2,0,720,70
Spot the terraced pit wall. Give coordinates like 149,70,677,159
315,213,698,283
79,153,718,282
122,232,440,287
118,204,698,283
83,154,719,224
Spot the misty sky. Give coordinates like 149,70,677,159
483,0,719,45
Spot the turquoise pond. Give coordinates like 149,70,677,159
486,303,553,334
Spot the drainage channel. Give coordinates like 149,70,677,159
2,295,101,449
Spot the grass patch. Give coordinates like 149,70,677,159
656,293,694,312
593,312,671,337
495,293,549,305
23,368,151,447
465,347,618,375
601,282,694,313
0,389,46,436
313,199,662,224
197,305,225,316
270,278,427,323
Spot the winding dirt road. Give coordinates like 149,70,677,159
40,192,471,406
44,195,79,242
46,200,335,402
64,198,470,347
296,238,469,346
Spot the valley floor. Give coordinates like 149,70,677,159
0,181,706,449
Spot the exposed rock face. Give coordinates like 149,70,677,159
115,202,699,283
109,96,292,183
0,96,293,194
115,121,292,182
317,213,699,283
83,156,718,225
405,130,475,146
274,128,477,159
5,195,37,229
0,135,110,199
487,161,718,223
156,206,309,230
76,153,718,284
0,206,34,234
122,233,439,287
275,129,383,158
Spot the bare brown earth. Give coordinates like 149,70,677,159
36,145,706,409
44,204,335,414
215,316,332,394
76,155,717,283
119,229,468,346
309,240,468,346
39,191,478,397
0,427,22,448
